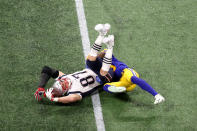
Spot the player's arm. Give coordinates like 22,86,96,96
34,66,64,101
57,94,82,104
45,88,82,104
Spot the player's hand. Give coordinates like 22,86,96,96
45,88,54,101
154,94,165,104
34,87,45,101
100,69,108,76
45,88,58,102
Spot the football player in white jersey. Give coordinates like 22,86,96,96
34,24,115,104
43,68,102,103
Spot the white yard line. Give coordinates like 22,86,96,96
74,0,106,131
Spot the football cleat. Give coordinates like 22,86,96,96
108,85,126,93
95,23,111,36
103,35,114,49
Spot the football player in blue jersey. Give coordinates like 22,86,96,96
87,24,165,105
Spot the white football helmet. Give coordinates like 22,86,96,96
52,81,63,94
52,78,72,95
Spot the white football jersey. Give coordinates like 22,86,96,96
56,68,101,97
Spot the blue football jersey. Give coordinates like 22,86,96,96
111,55,128,80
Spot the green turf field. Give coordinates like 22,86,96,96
0,0,96,130
0,0,197,131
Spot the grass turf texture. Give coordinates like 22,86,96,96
0,0,96,130
84,0,197,130
0,0,197,131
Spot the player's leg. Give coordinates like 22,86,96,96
130,75,165,104
86,56,115,84
122,68,139,92
100,35,114,76
131,75,158,96
122,68,165,104
123,68,158,96
87,23,110,61
103,68,138,93
86,25,113,83
86,24,115,83
86,24,110,79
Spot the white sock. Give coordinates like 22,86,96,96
101,48,113,72
89,35,104,57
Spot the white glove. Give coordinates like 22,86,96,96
154,94,165,104
46,88,58,102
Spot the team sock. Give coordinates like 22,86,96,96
89,35,104,57
101,48,113,72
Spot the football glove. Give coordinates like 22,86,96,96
154,94,165,104
34,87,45,101
45,88,58,102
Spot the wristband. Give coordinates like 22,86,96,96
53,98,58,102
